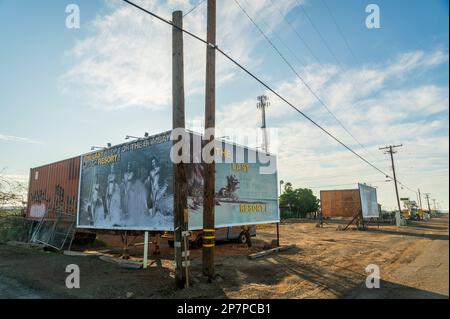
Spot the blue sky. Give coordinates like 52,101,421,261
0,0,448,210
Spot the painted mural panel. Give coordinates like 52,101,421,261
187,141,279,230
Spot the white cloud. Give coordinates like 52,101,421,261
57,0,448,209
209,48,449,209
0,134,43,145
59,0,301,110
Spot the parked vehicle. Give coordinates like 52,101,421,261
163,225,256,248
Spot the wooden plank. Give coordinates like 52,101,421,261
63,250,102,257
7,241,46,251
98,255,142,269
7,241,30,248
248,245,296,260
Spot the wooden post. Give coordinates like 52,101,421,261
389,146,402,227
172,10,188,288
203,0,216,279
379,145,403,226
320,206,323,227
122,231,130,259
276,222,280,247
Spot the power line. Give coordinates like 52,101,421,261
267,0,324,67
240,0,307,69
121,0,416,194
294,0,346,72
183,0,206,17
234,0,381,163
320,0,360,64
306,180,390,189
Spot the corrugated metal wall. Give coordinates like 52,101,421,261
26,156,81,219
320,189,361,218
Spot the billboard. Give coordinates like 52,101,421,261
187,141,279,230
358,183,379,218
320,189,361,218
77,131,174,231
76,131,279,231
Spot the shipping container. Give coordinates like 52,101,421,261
27,156,81,220
320,189,361,218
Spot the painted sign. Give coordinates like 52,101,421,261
358,183,379,218
76,131,279,231
77,131,174,231
187,141,279,230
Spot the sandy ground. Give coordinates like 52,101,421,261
0,216,448,299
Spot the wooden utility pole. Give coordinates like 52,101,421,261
203,0,216,279
172,10,188,288
424,193,432,216
379,144,403,227
418,188,423,210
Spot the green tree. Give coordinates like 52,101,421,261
279,182,320,218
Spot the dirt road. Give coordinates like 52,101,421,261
0,216,448,299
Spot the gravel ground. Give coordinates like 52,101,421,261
0,216,448,299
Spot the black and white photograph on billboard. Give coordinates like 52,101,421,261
358,183,379,218
77,132,174,230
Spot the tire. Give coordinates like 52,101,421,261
168,240,174,248
72,232,96,245
192,237,202,249
87,233,96,244
238,232,248,244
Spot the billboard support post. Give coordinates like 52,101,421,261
276,222,280,247
418,188,423,210
425,193,432,216
143,231,149,269
172,10,188,288
203,0,216,279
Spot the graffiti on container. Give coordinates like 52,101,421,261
53,184,65,213
30,185,77,216
31,189,47,203
30,203,46,217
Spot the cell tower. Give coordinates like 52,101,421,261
257,95,270,152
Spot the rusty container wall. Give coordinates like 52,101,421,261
27,156,81,220
320,189,361,218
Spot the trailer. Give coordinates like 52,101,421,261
27,156,80,219
26,130,279,248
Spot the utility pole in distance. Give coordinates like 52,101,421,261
418,188,423,210
424,193,432,216
172,10,188,288
379,144,403,227
203,0,216,279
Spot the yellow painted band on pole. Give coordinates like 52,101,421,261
203,236,215,239
203,229,215,232
202,244,215,247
